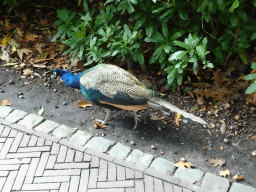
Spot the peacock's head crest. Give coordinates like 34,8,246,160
52,69,70,78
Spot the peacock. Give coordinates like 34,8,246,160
53,64,207,129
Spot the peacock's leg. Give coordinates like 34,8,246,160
96,108,111,125
133,111,138,129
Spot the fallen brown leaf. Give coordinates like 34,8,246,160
233,173,244,180
23,68,33,76
220,146,224,150
173,161,194,170
94,120,106,129
77,100,92,108
219,169,230,177
252,135,256,140
1,98,11,106
220,120,226,133
150,115,166,120
173,113,181,126
210,158,225,167
197,96,204,105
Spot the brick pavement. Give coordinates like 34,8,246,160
0,106,255,192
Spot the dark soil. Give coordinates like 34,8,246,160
0,65,256,188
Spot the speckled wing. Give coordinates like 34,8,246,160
80,64,152,100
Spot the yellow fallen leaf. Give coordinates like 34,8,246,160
173,113,181,126
210,158,225,167
173,161,194,170
220,120,226,133
220,146,224,150
1,98,11,106
23,68,33,76
233,173,244,180
38,106,44,116
219,169,230,177
94,120,106,129
77,100,92,108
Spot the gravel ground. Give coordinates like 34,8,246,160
0,65,255,187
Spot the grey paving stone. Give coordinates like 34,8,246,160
126,149,154,168
88,169,99,188
0,171,8,176
179,180,200,191
6,151,41,159
54,162,90,169
43,169,81,176
109,143,131,160
33,130,61,143
59,139,86,152
135,180,145,192
84,153,92,161
65,148,75,162
36,137,45,146
69,130,92,145
125,168,134,180
12,164,29,190
0,118,12,125
85,148,114,162
150,157,176,175
51,143,60,154
10,123,35,134
34,176,70,183
113,158,146,172
44,140,52,145
97,180,134,188
108,162,117,181
78,169,90,192
229,182,256,192
98,159,108,182
173,185,183,192
18,114,45,129
85,137,115,153
144,174,154,192
0,106,14,118
8,129,18,137
57,145,68,162
60,182,70,192
201,172,230,192
0,177,7,191
9,132,24,152
28,135,38,146
1,126,11,137
0,164,20,170
91,156,100,168
34,120,59,133
2,170,18,192
69,176,80,192
74,151,83,162
144,168,180,185
22,183,60,190
0,137,6,142
134,171,144,179
0,125,4,134
35,152,50,176
17,146,51,152
25,158,40,183
0,157,31,164
163,182,174,192
117,165,125,181
0,137,14,159
5,109,28,123
46,155,57,169
174,167,204,184
52,125,76,138
154,178,164,192
87,189,125,192
19,134,32,147
126,188,135,192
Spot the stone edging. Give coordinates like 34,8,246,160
0,106,255,192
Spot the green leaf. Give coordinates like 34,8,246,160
126,1,135,14
146,25,154,37
173,41,189,49
83,0,89,12
134,15,147,30
169,51,187,61
179,10,188,20
197,2,208,12
244,73,256,81
134,50,144,65
145,32,166,43
251,32,256,40
196,45,205,56
162,21,169,39
105,0,114,4
231,12,237,27
164,45,171,53
252,62,256,69
229,0,239,13
206,62,214,68
177,73,183,85
245,82,256,94
170,31,185,41
193,61,198,75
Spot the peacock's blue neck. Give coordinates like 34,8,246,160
60,72,83,89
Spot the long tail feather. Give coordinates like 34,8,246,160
148,98,207,125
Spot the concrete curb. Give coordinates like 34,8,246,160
0,106,255,192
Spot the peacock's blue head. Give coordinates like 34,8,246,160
52,68,81,89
